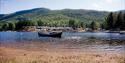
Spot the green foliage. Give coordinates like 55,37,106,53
15,21,37,30
69,19,75,27
35,14,70,27
37,20,43,26
90,21,100,30
105,12,125,30
80,21,85,29
0,8,108,25
8,22,15,30
106,12,113,29
74,20,81,28
117,12,125,30
0,8,124,31
0,23,2,30
2,23,9,31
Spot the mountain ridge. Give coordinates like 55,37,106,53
1,8,123,23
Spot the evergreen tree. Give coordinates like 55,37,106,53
105,12,125,30
112,12,118,28
80,21,85,29
37,20,43,26
123,13,125,30
69,19,75,27
106,12,113,30
8,22,15,30
2,23,9,31
100,23,104,29
115,12,122,29
119,12,125,30
0,23,2,31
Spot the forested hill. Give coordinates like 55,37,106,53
0,8,109,23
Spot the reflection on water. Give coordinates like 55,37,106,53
63,32,125,40
0,32,125,42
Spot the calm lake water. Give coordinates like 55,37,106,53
0,32,125,54
0,32,125,42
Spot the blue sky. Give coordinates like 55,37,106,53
0,0,125,14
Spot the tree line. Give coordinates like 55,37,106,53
0,19,100,31
105,12,125,30
0,11,124,31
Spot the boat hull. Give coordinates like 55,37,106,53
38,32,62,38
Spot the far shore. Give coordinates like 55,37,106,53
0,30,125,32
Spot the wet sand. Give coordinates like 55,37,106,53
0,39,125,63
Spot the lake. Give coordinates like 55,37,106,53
0,32,125,42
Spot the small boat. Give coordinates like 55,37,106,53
38,32,62,38
119,31,125,34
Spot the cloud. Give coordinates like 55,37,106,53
93,3,100,8
106,0,113,3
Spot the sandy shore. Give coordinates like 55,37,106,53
0,40,125,63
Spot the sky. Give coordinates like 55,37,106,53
0,0,125,14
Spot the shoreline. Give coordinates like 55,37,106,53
0,30,125,32
0,40,125,63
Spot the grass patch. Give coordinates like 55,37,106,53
0,56,16,63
